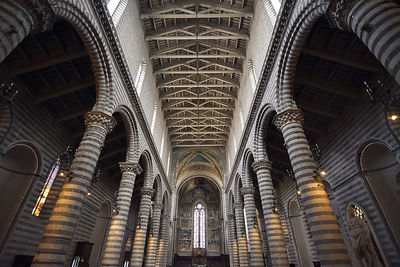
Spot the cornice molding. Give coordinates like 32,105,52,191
225,0,295,193
91,0,172,194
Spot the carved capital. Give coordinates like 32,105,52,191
240,186,256,196
273,109,304,131
154,203,164,210
119,162,142,175
326,0,359,30
85,111,117,133
141,188,155,197
227,214,235,220
252,160,273,172
232,202,243,210
17,0,56,32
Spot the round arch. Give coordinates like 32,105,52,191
254,104,276,161
115,105,140,163
276,0,330,112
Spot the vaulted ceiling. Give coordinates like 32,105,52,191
139,0,254,148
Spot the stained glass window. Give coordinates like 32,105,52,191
193,203,205,248
32,159,60,216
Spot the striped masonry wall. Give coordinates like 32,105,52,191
274,110,351,266
252,160,290,266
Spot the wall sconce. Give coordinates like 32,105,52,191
253,216,258,228
137,218,142,229
87,168,100,196
273,206,278,213
113,206,120,215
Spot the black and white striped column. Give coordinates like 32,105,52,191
129,188,154,267
241,187,265,267
252,160,289,266
0,0,55,63
327,0,400,85
155,214,168,267
274,109,350,266
144,203,163,266
227,214,240,267
101,162,142,266
233,202,250,267
32,111,116,266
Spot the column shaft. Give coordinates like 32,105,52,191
129,189,153,267
155,214,168,267
274,110,350,266
233,203,250,267
253,161,289,266
101,163,142,266
144,205,163,266
227,215,240,267
241,189,264,267
32,111,116,266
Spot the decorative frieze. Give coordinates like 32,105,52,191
240,186,256,196
326,0,359,30
273,109,304,131
85,111,117,133
119,162,143,175
17,0,56,33
252,160,273,172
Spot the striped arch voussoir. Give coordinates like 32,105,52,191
115,105,140,163
52,1,114,115
254,104,276,161
276,0,330,113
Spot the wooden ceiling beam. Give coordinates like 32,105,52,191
296,99,340,119
57,106,91,122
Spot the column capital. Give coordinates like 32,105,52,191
273,109,304,131
154,203,164,210
119,162,142,175
232,202,243,210
85,111,117,133
141,188,155,197
16,0,56,33
227,214,235,220
326,0,359,30
240,186,256,196
252,160,273,172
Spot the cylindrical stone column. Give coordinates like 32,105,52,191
273,109,350,266
233,202,250,267
129,188,154,267
144,203,163,266
0,0,55,63
252,160,289,266
155,214,168,267
32,111,116,266
101,162,143,266
227,214,240,267
240,187,265,267
326,0,400,85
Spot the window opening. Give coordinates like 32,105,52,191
193,203,206,248
107,0,120,15
32,158,60,216
135,61,147,95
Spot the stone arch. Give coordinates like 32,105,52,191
276,0,330,112
0,141,43,247
139,150,153,188
176,174,223,200
115,106,140,163
52,2,115,114
152,175,162,204
241,149,254,186
254,104,276,161
355,139,400,251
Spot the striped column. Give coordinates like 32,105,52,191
233,202,250,267
252,160,289,266
227,214,240,267
144,203,163,266
240,187,265,267
129,188,154,267
155,214,167,267
32,111,116,266
258,213,271,266
327,0,400,85
0,0,55,63
273,109,350,266
101,162,143,266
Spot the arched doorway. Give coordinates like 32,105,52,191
361,142,400,245
288,200,313,267
0,143,40,244
89,201,111,266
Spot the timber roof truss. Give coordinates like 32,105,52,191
140,0,253,148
